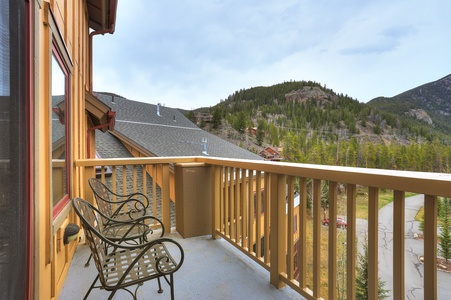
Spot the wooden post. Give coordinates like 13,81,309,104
269,173,286,288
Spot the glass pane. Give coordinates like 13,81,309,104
51,54,67,206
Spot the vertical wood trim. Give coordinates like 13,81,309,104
328,181,338,300
346,184,357,299
313,179,322,298
368,187,379,300
424,194,437,300
269,173,286,288
393,190,405,300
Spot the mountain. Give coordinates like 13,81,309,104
193,80,451,148
185,77,451,171
367,74,451,134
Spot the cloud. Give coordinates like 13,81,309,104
92,0,451,109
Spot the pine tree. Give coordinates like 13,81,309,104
256,120,265,146
356,236,389,300
439,198,451,263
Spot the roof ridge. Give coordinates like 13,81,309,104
116,119,201,131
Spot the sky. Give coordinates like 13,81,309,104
92,0,451,110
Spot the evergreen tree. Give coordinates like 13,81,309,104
439,198,451,263
356,236,389,300
256,120,265,146
212,107,222,129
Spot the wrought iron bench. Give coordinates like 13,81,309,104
72,197,184,300
85,178,165,266
88,177,151,221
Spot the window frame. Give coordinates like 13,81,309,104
45,4,73,218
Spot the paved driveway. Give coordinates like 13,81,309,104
359,194,451,299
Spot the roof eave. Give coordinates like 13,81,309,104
87,0,118,32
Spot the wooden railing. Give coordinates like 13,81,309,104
76,156,451,300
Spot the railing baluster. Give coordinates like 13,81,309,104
235,168,240,245
111,166,117,202
368,187,379,300
162,164,171,232
424,194,437,300
328,181,338,300
225,167,230,238
152,166,157,220
313,179,322,298
212,166,221,239
142,165,147,209
298,177,307,289
393,190,405,299
122,165,127,195
132,165,137,193
346,184,357,299
230,168,236,242
248,170,255,254
269,173,286,288
256,171,262,258
287,176,295,281
264,172,271,264
241,168,248,250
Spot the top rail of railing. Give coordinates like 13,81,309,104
75,156,451,198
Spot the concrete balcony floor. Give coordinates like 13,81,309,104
60,232,303,300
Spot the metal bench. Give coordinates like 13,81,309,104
72,197,184,300
85,178,165,266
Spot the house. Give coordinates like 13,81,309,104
259,146,281,161
195,111,213,125
3,1,449,299
1,1,118,298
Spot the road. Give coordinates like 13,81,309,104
359,194,451,299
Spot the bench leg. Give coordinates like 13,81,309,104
157,277,163,294
84,274,99,300
170,274,174,300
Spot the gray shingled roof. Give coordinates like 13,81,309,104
95,93,262,160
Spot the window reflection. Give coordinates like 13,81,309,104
51,54,67,206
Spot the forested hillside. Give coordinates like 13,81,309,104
368,74,451,135
187,80,451,173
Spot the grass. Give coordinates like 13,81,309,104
303,188,417,298
348,188,416,220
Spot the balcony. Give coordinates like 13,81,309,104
62,156,451,299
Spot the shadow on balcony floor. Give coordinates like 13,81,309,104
60,232,303,300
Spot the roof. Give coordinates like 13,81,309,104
86,0,118,31
94,93,263,160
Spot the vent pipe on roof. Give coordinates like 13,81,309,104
157,103,161,116
202,137,209,155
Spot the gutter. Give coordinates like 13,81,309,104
88,0,118,92
86,0,118,157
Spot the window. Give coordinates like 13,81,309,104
48,6,72,217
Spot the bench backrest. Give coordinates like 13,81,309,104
88,178,114,217
72,197,109,283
